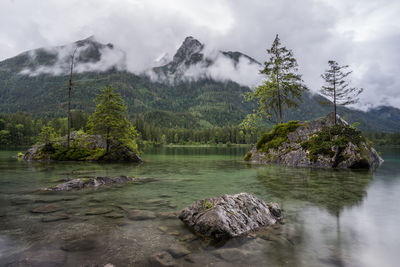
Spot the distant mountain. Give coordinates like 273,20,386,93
152,36,260,82
0,36,399,132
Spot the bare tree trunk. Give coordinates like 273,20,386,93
106,127,110,154
277,71,282,123
67,48,78,149
333,74,337,124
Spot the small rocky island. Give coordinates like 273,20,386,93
23,131,142,162
179,193,283,240
245,113,383,170
23,85,142,163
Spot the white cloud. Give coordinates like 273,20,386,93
0,0,400,108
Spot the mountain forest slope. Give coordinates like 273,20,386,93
0,36,399,133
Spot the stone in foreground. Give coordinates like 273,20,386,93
41,176,152,191
179,193,282,240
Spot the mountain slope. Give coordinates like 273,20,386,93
0,36,399,132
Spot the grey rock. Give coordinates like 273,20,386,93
31,204,62,214
149,251,176,267
18,249,66,267
60,236,97,251
41,176,149,191
179,193,283,240
246,113,384,170
41,213,69,222
166,246,190,258
104,212,125,219
85,208,113,215
158,211,178,219
127,209,156,220
213,248,253,262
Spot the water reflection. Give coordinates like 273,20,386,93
254,165,372,215
0,148,399,266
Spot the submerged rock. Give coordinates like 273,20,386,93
85,208,113,215
127,209,156,220
148,251,176,267
31,204,62,214
41,213,69,222
60,236,97,252
18,249,66,266
179,193,283,240
41,176,152,191
245,113,383,170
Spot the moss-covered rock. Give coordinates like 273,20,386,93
245,113,383,170
23,131,142,163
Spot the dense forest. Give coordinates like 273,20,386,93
1,111,399,148
0,111,264,147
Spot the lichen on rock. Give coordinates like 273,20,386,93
179,193,283,240
245,113,383,170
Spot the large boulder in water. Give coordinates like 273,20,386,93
245,113,383,170
179,193,283,240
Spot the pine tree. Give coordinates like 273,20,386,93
245,34,307,124
87,85,138,153
320,60,364,124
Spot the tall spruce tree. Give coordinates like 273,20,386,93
87,85,138,153
244,34,307,124
320,60,364,124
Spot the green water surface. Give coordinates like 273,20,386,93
0,147,399,266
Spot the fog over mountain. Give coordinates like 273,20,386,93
0,0,399,109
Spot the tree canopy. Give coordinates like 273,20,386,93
244,34,307,125
320,60,363,124
87,85,138,153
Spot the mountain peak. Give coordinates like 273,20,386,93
172,36,204,65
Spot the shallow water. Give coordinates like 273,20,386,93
0,147,400,266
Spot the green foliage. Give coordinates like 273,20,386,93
202,200,214,210
320,60,363,123
256,121,302,151
37,126,59,145
300,124,366,162
244,151,253,161
244,34,307,124
87,85,138,153
51,145,91,161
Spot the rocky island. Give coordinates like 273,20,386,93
23,86,142,163
245,113,383,170
23,131,142,162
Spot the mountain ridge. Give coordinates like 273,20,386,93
0,36,399,132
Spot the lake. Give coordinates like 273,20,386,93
0,146,399,266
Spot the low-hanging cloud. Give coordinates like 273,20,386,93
182,51,262,88
19,39,126,76
1,0,400,109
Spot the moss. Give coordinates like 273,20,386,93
244,151,253,161
51,146,91,161
301,124,367,162
256,121,302,152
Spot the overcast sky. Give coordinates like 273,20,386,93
1,0,399,109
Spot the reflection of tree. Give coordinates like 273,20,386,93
254,165,373,215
